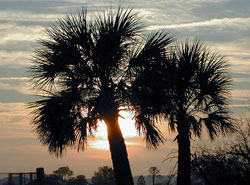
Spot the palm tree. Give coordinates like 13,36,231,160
29,7,172,185
130,40,235,185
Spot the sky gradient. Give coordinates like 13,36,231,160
0,0,250,178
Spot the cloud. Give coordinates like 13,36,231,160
208,38,250,57
0,10,59,23
0,76,35,103
0,65,28,77
233,81,250,90
0,77,30,80
0,0,82,14
0,24,45,43
0,51,32,66
0,89,35,103
231,89,250,100
0,41,35,52
205,39,250,74
146,17,250,30
0,78,31,93
192,0,250,20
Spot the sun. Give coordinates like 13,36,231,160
89,110,138,150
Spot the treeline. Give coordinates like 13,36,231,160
45,166,168,185
45,166,115,185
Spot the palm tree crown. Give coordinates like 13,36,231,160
167,40,234,138
30,7,138,152
132,40,234,138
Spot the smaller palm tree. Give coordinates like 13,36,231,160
131,40,235,185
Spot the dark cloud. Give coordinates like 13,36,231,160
192,0,250,20
233,81,250,90
232,73,250,78
231,98,246,105
0,41,34,52
0,89,35,103
0,65,28,78
0,19,51,28
0,0,80,14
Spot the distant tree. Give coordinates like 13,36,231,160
45,174,62,185
137,175,145,185
149,167,160,185
91,166,116,185
45,167,87,185
65,175,88,185
53,166,73,181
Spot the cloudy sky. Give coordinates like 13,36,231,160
0,0,250,178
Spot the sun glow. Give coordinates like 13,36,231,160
89,111,138,150
89,139,136,150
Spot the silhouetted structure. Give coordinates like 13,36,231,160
0,168,44,185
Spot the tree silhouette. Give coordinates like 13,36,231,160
136,175,145,185
91,166,115,185
29,7,172,185
65,175,88,185
44,167,87,185
45,174,62,185
53,166,73,181
148,167,160,185
131,40,235,185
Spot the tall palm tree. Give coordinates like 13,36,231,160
130,40,235,185
29,7,172,185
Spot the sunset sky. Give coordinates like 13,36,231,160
0,0,250,178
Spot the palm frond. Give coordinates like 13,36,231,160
91,7,143,75
201,109,235,140
30,8,94,92
134,113,164,149
129,31,174,71
168,114,177,133
188,115,202,138
29,90,97,155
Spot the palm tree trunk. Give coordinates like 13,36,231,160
104,114,134,185
177,119,191,185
